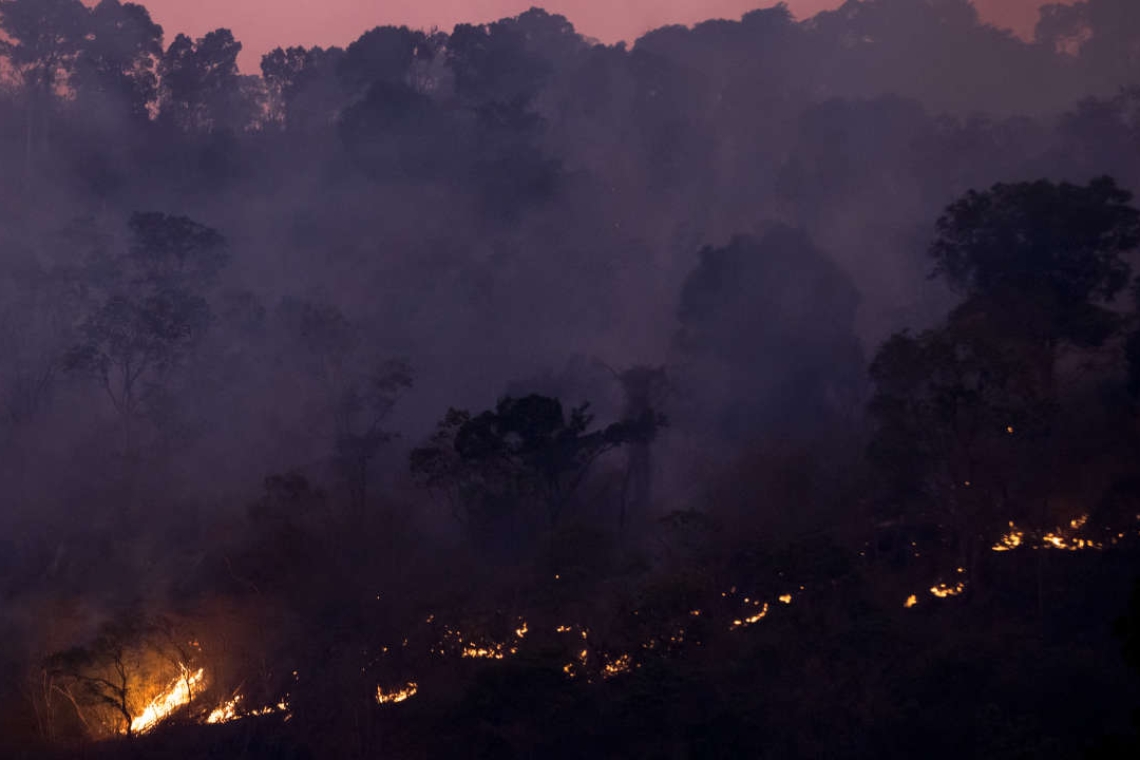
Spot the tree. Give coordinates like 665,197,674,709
65,213,228,421
1037,0,1140,90
71,0,164,123
675,226,864,440
158,29,254,133
260,45,346,131
45,618,146,738
868,317,1049,575
869,176,1140,577
410,394,663,553
930,176,1139,395
275,298,411,505
332,359,412,510
337,26,435,94
0,0,88,170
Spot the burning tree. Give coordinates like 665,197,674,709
42,615,203,739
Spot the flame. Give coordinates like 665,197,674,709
778,594,793,604
131,666,204,734
206,695,241,724
206,693,290,723
992,522,1025,551
515,621,528,639
376,682,418,704
602,654,633,678
993,516,1102,552
904,594,918,608
930,581,966,598
731,603,769,629
462,643,510,660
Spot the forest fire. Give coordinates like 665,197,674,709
992,516,1104,552
992,523,1025,551
376,682,419,705
731,603,769,629
131,667,204,734
206,695,240,724
603,654,633,678
930,582,966,598
205,694,291,723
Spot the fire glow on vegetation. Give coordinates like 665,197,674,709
436,625,517,660
992,515,1106,552
205,694,290,724
602,654,633,678
131,666,203,734
376,682,418,705
731,602,769,629
206,696,239,724
930,581,966,598
462,642,514,660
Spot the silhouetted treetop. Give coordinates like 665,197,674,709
931,176,1139,349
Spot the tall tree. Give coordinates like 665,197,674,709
411,394,662,553
0,0,88,170
158,29,253,133
72,0,164,123
66,213,228,422
675,226,864,440
930,176,1139,395
260,45,346,131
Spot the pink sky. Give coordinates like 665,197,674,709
134,0,1061,71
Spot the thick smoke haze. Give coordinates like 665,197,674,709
2,0,1139,756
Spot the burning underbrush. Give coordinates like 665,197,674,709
28,509,1140,748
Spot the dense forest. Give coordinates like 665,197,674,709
2,0,1140,757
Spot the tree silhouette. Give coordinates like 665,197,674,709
65,213,228,421
930,176,1139,395
71,0,163,124
411,394,663,552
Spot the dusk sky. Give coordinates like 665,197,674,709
135,0,1063,70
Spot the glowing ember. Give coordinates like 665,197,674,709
376,682,419,704
515,621,528,639
993,516,1103,552
778,594,793,604
206,695,241,724
992,522,1025,552
206,694,290,723
930,581,966,598
556,625,572,633
904,594,918,608
603,654,633,678
131,666,204,734
462,643,511,660
731,603,769,629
